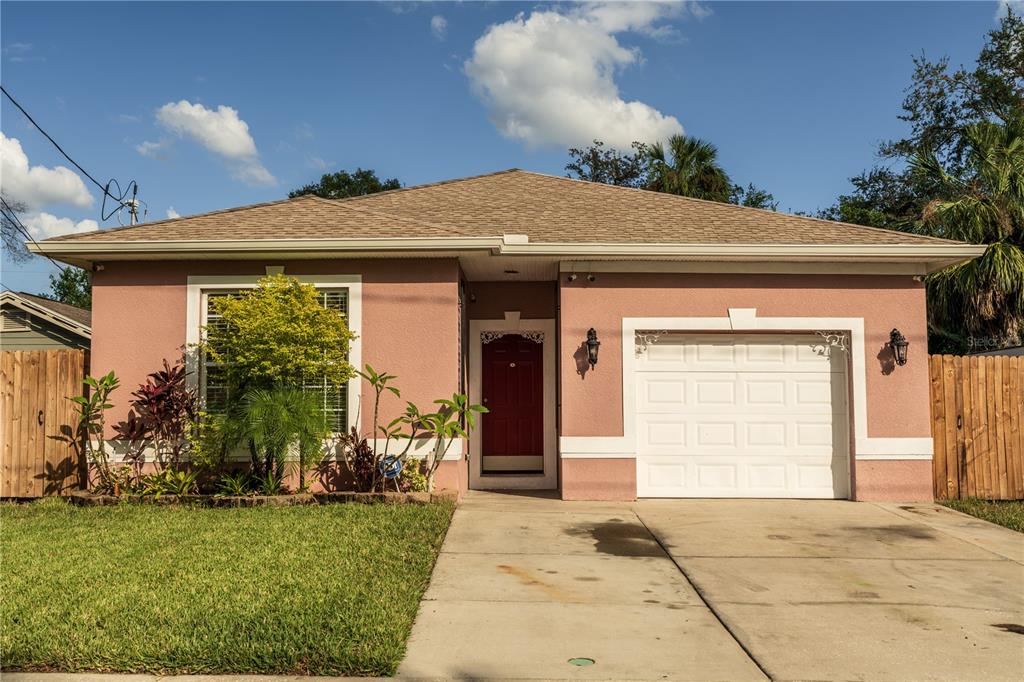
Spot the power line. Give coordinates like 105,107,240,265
1,85,144,224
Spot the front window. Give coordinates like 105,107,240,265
200,287,350,432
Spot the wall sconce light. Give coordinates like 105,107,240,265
889,328,909,366
586,328,600,368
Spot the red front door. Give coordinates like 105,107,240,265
481,334,544,473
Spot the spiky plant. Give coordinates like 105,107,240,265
911,116,1024,351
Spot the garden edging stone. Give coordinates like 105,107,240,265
66,489,454,507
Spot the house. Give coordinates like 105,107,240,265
0,290,91,351
31,169,984,501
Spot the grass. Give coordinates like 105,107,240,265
942,498,1024,533
0,498,454,676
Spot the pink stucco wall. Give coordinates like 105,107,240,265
559,272,931,443
91,258,462,443
854,460,933,501
560,458,636,501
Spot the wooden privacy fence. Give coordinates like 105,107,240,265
929,354,1024,500
1,349,86,497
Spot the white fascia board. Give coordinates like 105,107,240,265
30,238,985,271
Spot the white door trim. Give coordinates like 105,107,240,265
559,310,932,460
468,317,557,490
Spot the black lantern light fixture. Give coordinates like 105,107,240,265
889,328,909,366
586,328,600,368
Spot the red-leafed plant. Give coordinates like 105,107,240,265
114,358,198,471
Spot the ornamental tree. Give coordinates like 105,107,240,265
202,274,356,393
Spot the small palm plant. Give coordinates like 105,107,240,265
221,386,329,491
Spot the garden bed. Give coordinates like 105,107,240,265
66,489,458,507
1,498,455,676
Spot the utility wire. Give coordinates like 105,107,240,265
1,85,142,222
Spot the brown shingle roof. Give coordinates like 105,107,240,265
12,292,91,327
45,169,955,246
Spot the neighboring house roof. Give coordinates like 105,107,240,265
0,291,91,339
32,169,984,270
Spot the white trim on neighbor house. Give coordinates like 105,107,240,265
184,273,363,432
558,309,933,461
0,291,91,339
468,315,557,490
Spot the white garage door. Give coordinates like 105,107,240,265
635,334,850,499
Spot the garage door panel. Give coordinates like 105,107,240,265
634,334,850,499
639,456,848,498
636,334,844,373
638,373,843,415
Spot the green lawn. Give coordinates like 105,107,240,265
942,498,1024,533
1,498,454,676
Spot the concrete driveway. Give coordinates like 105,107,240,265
399,493,1024,681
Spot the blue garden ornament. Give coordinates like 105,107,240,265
379,455,402,480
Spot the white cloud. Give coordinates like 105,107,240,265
997,0,1023,19
166,207,180,219
0,133,93,209
306,156,332,171
135,139,170,158
464,2,695,149
155,100,276,185
20,212,98,240
431,15,448,41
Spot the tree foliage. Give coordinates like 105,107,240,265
912,117,1024,351
202,274,356,392
44,267,92,309
647,134,734,202
565,137,776,209
827,11,1023,229
823,10,1023,351
289,168,400,199
565,140,651,188
1,197,31,262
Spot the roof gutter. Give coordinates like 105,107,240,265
28,236,986,271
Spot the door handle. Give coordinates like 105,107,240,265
483,398,488,403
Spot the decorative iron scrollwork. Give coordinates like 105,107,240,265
812,330,850,356
481,330,544,344
635,330,668,356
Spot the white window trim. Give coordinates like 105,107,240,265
468,316,558,490
559,309,932,460
185,274,362,432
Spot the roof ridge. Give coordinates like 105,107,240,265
329,168,524,205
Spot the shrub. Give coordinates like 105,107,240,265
141,469,199,498
201,274,356,391
216,471,253,496
63,372,120,494
113,358,198,471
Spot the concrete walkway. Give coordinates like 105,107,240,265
400,492,1024,681
397,492,765,681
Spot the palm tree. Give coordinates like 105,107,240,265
646,134,733,202
222,386,328,490
911,116,1024,350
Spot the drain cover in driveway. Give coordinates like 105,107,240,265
568,658,595,666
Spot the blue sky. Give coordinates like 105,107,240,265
0,1,1011,294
